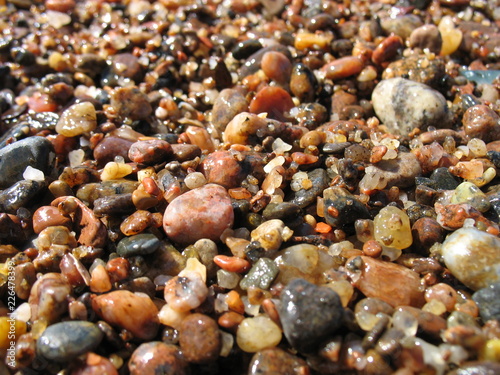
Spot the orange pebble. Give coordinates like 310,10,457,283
214,255,251,273
362,240,383,258
218,311,244,332
142,177,160,196
315,222,332,233
226,290,245,314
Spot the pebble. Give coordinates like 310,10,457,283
249,86,294,121
382,55,446,90
374,206,412,250
164,272,208,312
200,150,245,189
163,184,234,245
240,258,279,290
262,202,301,222
323,186,370,227
359,152,422,192
289,168,329,208
462,105,500,143
93,136,133,166
380,14,423,40
222,112,268,145
450,182,490,213
250,219,291,252
411,217,445,254
261,51,292,86
279,278,343,353
116,233,161,257
91,290,159,340
236,315,282,353
93,193,135,216
346,256,425,307
128,342,188,375
290,63,318,103
211,88,248,134
0,180,47,214
238,45,292,79
0,136,54,189
409,24,443,54
69,352,118,375
128,139,173,165
441,227,500,291
110,53,143,82
372,78,450,136
248,347,309,375
472,282,500,322
32,205,72,234
55,102,97,137
110,87,152,121
179,313,221,363
396,306,447,340
37,321,103,362
321,56,364,81
29,272,72,324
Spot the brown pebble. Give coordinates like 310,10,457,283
425,283,458,312
129,342,188,375
128,139,173,165
93,136,133,166
32,206,72,234
247,347,309,375
91,290,159,340
171,143,202,162
200,151,245,189
261,51,292,85
218,311,245,332
372,35,403,65
110,87,152,121
463,104,500,143
362,240,383,258
409,24,443,54
179,313,222,364
120,210,152,236
249,86,294,121
70,352,118,375
411,217,445,255
322,56,364,80
106,257,131,283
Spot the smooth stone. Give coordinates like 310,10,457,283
91,290,159,340
289,168,329,208
0,136,54,189
430,167,461,190
211,88,248,134
372,78,450,136
248,348,309,375
76,180,139,205
441,227,500,291
37,321,103,362
163,184,234,245
55,101,97,137
128,139,173,165
382,55,446,90
179,313,221,364
347,256,425,307
279,278,343,353
262,202,301,222
473,282,500,322
93,193,135,216
450,182,490,213
110,87,152,121
129,342,188,375
0,180,47,214
117,233,161,257
93,136,133,166
380,14,423,40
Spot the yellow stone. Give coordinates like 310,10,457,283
374,206,412,249
0,317,27,352
480,339,500,361
236,315,282,353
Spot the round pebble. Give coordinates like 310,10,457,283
163,183,234,245
372,77,450,136
129,342,188,375
179,313,221,363
116,233,161,257
236,315,282,353
37,321,103,362
55,102,97,137
441,227,500,291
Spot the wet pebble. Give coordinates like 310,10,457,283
179,313,221,364
290,63,318,103
236,315,282,353
381,14,423,40
261,51,292,86
248,347,309,375
200,150,245,189
382,55,446,89
116,233,161,257
262,202,301,222
93,136,133,166
29,272,72,323
32,205,72,234
163,184,234,245
411,217,445,254
129,342,188,375
0,136,54,189
128,139,173,165
249,86,294,121
37,321,103,362
323,186,370,227
110,53,143,83
462,104,500,143
211,88,248,134
441,227,500,291
289,168,329,208
279,278,343,353
69,353,118,375
93,193,135,216
372,78,450,136
91,290,159,340
55,102,97,137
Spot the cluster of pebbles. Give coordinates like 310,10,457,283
1,0,500,372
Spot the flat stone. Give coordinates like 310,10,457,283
116,233,161,257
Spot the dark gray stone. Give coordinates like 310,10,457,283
279,278,343,353
0,136,54,189
289,168,329,209
37,321,103,362
0,180,47,213
117,233,162,257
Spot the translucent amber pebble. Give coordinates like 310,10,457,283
55,101,97,137
101,162,133,181
236,315,282,353
438,16,462,56
480,339,500,361
374,206,412,249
